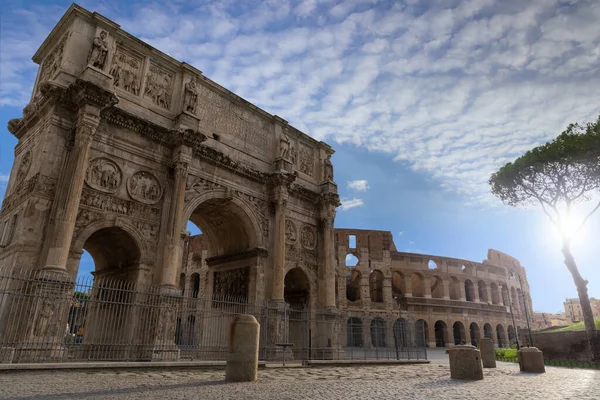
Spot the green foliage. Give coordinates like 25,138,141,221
73,291,89,300
489,115,600,231
544,359,600,369
541,318,600,333
495,348,518,362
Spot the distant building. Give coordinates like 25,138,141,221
533,312,568,329
564,298,600,323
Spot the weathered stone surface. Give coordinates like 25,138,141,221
519,347,546,373
479,337,496,368
225,314,260,382
448,345,483,380
0,347,14,364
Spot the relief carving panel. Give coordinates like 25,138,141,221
127,171,163,205
285,219,297,244
299,145,314,176
39,32,69,84
109,45,142,96
184,175,225,202
16,151,32,183
300,225,316,250
85,157,122,194
213,267,250,300
144,64,173,109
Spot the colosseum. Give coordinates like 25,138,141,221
0,4,533,363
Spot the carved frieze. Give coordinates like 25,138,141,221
39,32,69,84
145,64,173,109
183,77,198,114
300,225,316,250
299,145,314,176
1,173,39,213
73,208,104,238
213,267,249,300
234,190,269,238
81,188,161,221
134,221,158,242
192,145,269,183
127,171,163,205
194,83,269,155
185,175,225,202
16,151,32,183
286,243,318,265
85,157,122,194
285,219,297,244
109,45,142,96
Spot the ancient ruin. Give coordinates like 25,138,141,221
0,4,533,363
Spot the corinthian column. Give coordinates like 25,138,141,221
319,206,337,309
43,111,99,273
270,185,288,302
160,147,190,292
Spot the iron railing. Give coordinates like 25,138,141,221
0,268,427,364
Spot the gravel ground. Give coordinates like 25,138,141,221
0,362,599,399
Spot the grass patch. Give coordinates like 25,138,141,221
495,348,518,363
541,318,600,333
544,359,600,369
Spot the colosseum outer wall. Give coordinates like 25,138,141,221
335,228,534,348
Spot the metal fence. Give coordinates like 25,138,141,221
0,269,426,364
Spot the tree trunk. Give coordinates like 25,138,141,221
561,243,600,361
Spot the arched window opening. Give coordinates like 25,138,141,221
369,270,384,302
391,271,407,308
469,322,481,346
478,281,488,303
411,273,425,297
434,320,448,348
347,317,363,347
453,322,466,345
496,324,506,348
346,270,361,301
449,276,460,300
507,325,516,345
346,253,359,267
501,285,509,305
428,260,437,270
415,319,428,347
371,318,386,348
490,283,500,305
393,319,408,348
430,276,444,299
465,279,475,302
484,323,493,340
191,273,200,299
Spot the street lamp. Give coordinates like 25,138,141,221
517,272,534,347
504,284,520,350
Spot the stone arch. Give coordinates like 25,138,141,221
415,319,428,347
453,321,466,345
496,324,507,348
478,280,488,302
393,318,408,347
183,190,263,256
465,279,476,302
370,317,386,347
346,270,361,301
449,276,460,300
428,259,437,270
72,218,150,266
411,273,425,297
284,267,310,308
490,282,500,305
483,323,494,339
507,325,516,345
369,269,384,302
347,317,363,347
345,252,359,267
430,275,444,299
469,322,481,346
434,320,448,347
391,271,405,299
190,272,200,298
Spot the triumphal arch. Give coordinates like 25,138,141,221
0,4,339,361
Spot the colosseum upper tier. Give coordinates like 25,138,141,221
182,228,533,349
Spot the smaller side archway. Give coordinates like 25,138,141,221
284,267,310,308
453,321,466,345
465,279,476,302
483,323,494,340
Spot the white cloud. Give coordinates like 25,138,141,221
398,231,404,236
3,1,600,207
347,179,370,191
0,175,10,183
339,198,364,211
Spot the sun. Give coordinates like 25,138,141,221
558,216,579,239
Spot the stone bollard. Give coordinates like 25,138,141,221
225,314,260,382
448,345,484,380
479,338,496,368
518,347,545,373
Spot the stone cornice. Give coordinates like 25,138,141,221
206,247,269,266
289,184,320,203
267,171,298,189
69,79,119,111
192,145,269,184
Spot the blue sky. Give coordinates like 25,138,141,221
2,0,600,313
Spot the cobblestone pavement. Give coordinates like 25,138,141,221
1,362,599,400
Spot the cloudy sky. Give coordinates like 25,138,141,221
2,0,600,313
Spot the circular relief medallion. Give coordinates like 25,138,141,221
300,225,316,250
85,157,122,193
285,219,297,244
127,170,163,205
16,151,32,182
